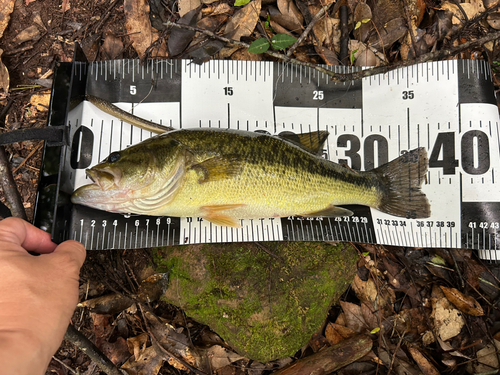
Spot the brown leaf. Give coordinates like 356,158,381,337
121,346,164,375
127,333,149,361
431,297,465,341
353,3,372,42
325,322,355,345
0,0,14,39
145,311,199,371
178,0,201,17
101,337,131,366
78,293,134,314
124,0,156,58
440,286,484,316
340,301,368,333
224,0,261,41
0,52,9,97
168,7,200,57
102,33,124,59
203,345,243,370
407,346,440,375
277,0,303,32
12,25,40,45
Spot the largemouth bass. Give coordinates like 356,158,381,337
71,128,430,227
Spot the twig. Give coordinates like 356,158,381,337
402,0,418,58
0,146,27,220
51,355,77,374
164,21,500,82
12,142,43,174
286,1,336,57
64,324,124,375
339,4,349,64
95,0,123,33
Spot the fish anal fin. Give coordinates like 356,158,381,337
278,131,329,155
190,155,243,184
302,205,353,218
201,204,245,228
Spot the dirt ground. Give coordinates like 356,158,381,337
1,0,500,374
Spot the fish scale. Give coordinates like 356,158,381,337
34,55,500,262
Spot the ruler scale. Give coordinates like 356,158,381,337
34,58,500,260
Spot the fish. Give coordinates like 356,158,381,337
71,128,430,227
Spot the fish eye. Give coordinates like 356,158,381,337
108,152,121,163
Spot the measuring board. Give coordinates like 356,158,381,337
33,57,500,259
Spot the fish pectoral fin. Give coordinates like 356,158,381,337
190,155,244,184
201,204,245,228
302,205,353,218
278,130,329,155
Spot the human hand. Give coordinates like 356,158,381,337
0,217,86,375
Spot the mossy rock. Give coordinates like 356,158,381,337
154,241,357,363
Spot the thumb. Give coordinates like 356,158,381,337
49,240,87,274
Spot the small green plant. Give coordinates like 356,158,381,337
248,34,297,54
354,18,371,30
234,0,251,6
350,48,359,64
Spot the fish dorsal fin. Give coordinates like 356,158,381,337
190,155,243,183
301,205,353,218
277,131,329,155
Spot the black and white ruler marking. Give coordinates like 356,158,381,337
36,59,500,258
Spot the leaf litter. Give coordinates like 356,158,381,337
1,0,500,373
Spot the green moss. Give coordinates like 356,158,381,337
155,241,357,362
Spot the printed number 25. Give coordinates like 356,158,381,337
313,91,324,100
402,90,414,99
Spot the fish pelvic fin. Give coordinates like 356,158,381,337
201,204,245,228
373,147,430,219
190,155,244,184
302,205,353,218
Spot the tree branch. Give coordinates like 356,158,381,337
64,324,124,375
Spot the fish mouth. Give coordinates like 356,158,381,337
86,167,122,190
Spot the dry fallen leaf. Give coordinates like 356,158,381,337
29,92,51,112
178,0,201,17
277,0,303,32
127,333,149,362
203,345,243,370
466,340,500,374
124,0,156,58
407,346,440,375
340,301,368,333
325,322,356,345
121,346,164,375
225,0,261,41
0,0,15,39
431,297,465,341
440,286,484,316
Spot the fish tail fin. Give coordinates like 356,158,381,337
372,147,430,219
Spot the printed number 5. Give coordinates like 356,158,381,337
130,85,137,95
313,90,324,100
402,90,414,99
